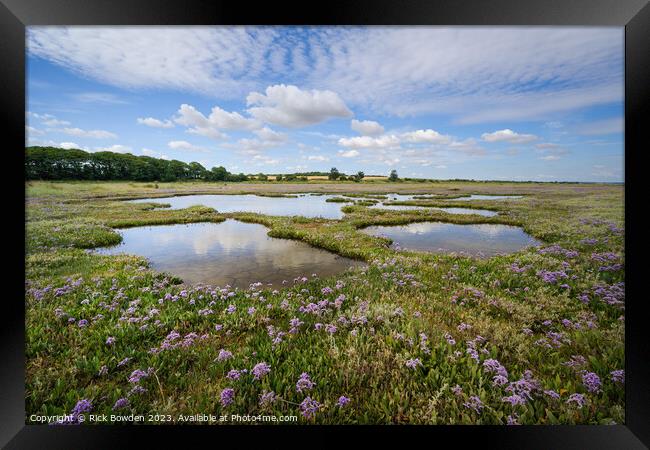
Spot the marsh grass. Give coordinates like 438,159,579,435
25,181,624,425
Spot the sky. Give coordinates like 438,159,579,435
26,26,624,182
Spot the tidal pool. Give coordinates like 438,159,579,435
369,203,497,217
96,220,363,288
128,194,347,219
362,222,540,256
452,194,522,201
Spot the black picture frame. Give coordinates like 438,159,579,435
3,0,648,447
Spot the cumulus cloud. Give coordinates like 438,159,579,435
59,142,80,149
246,84,352,128
137,117,174,128
481,129,537,144
351,119,384,136
173,104,260,139
167,140,210,153
401,129,452,144
60,127,118,139
307,155,329,162
253,127,287,142
338,134,400,149
338,150,360,158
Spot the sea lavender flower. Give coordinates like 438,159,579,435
106,336,115,345
226,369,241,380
247,307,256,315
252,362,271,380
611,369,625,384
112,398,129,410
582,371,602,393
117,357,131,368
451,385,463,396
483,359,508,379
299,397,321,419
259,390,277,407
566,393,586,408
217,349,233,362
220,388,235,407
405,358,422,369
98,365,108,376
71,399,93,416
336,396,350,407
463,396,484,414
493,375,509,387
507,414,520,425
128,369,150,384
226,304,236,314
77,319,89,328
502,394,527,406
296,372,315,393
325,323,337,334
544,390,560,400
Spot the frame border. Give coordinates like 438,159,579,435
2,0,648,447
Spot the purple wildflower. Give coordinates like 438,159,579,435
217,349,233,362
611,369,625,384
502,394,527,406
582,371,602,393
77,319,89,328
299,397,321,419
106,336,115,345
336,396,350,407
296,372,315,393
544,390,560,400
483,359,508,379
405,358,422,369
220,388,235,407
259,390,277,407
71,399,93,416
112,398,129,410
251,362,271,380
128,369,150,384
566,393,586,408
226,369,241,380
451,385,463,396
463,396,484,414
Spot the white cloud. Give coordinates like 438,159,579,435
539,155,561,161
59,142,80,149
481,129,537,144
253,127,287,142
351,119,384,136
535,143,561,149
27,27,622,122
167,140,209,153
72,92,127,104
60,127,118,139
26,126,44,136
307,155,329,162
246,84,352,127
173,104,259,139
401,129,452,144
434,164,447,169
338,134,400,149
137,117,174,128
338,150,360,158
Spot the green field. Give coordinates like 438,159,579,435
25,180,625,424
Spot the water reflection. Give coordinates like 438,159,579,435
96,220,362,288
129,194,347,219
362,222,540,256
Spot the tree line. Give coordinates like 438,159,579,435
25,147,249,182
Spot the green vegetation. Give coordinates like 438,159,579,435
25,180,624,425
25,147,250,182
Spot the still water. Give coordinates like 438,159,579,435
370,203,498,216
362,222,540,256
128,194,348,219
96,220,362,288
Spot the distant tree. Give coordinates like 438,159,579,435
275,174,283,181
388,169,399,182
328,167,340,180
209,166,229,181
356,171,365,181
257,173,268,181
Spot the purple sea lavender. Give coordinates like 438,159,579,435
299,397,321,419
296,372,315,393
405,358,423,369
217,349,233,362
220,388,235,407
336,396,350,407
566,393,586,408
251,362,271,380
463,396,484,414
582,371,602,393
611,369,625,384
112,398,129,411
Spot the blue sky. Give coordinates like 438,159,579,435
26,26,624,182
